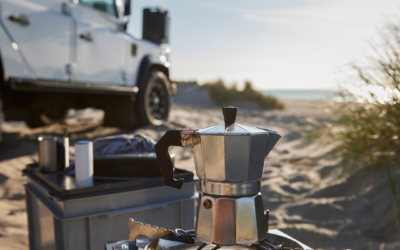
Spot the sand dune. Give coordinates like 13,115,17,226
0,88,399,249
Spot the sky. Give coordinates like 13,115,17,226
128,0,400,90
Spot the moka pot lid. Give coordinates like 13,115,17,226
194,106,277,136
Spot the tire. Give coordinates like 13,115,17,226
137,70,171,126
25,108,68,128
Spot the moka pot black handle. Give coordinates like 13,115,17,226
154,130,184,190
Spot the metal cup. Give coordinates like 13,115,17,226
38,136,69,172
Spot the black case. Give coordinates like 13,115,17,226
142,7,169,44
93,153,174,178
23,161,193,201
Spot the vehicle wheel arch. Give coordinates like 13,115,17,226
135,55,169,91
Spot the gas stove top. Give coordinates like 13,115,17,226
105,219,312,250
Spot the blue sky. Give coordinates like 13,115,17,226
128,0,400,90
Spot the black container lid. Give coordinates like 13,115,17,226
23,163,195,201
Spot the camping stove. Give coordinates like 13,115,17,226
106,107,312,250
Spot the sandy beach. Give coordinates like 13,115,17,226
0,85,399,250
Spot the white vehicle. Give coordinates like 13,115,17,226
0,0,172,133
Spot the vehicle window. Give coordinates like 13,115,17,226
80,0,118,17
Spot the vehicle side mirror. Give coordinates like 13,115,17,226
124,0,131,16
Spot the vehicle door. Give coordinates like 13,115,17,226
72,0,128,85
0,0,72,81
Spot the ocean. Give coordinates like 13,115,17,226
261,89,337,101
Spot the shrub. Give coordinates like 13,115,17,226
312,21,400,234
204,80,284,110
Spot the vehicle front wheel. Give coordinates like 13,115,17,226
137,70,171,126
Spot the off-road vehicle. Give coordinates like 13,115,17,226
0,0,172,137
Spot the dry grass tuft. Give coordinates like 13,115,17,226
309,20,400,235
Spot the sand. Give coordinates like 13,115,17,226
0,85,399,250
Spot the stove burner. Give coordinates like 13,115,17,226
252,240,303,250
194,241,303,250
175,229,196,238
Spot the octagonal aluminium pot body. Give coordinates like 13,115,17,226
154,106,281,190
192,133,268,182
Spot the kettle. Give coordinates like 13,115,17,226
154,106,281,246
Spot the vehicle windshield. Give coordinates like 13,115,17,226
80,0,118,17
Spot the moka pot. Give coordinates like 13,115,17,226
154,106,281,246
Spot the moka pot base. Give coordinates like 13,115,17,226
195,192,267,246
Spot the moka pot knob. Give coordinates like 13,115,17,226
222,106,238,124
